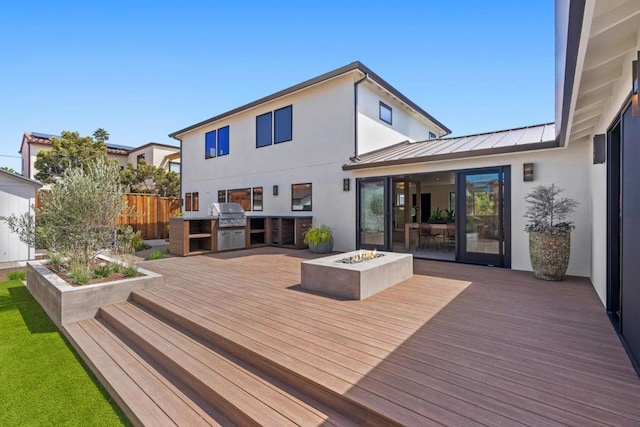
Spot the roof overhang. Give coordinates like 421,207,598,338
0,169,43,188
557,0,640,146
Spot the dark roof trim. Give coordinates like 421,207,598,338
557,0,586,147
169,61,451,139
0,169,43,188
342,140,559,171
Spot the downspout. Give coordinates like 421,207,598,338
171,136,183,211
353,72,368,158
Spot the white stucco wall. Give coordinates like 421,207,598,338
0,176,38,262
357,82,442,154
354,141,592,277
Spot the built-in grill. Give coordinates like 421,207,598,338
210,202,247,228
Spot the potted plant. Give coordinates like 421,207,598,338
428,207,447,224
303,225,334,253
524,184,578,281
445,208,456,223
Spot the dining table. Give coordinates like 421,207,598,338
404,222,451,251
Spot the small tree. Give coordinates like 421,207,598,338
120,160,180,197
1,166,18,174
524,184,578,234
34,130,109,183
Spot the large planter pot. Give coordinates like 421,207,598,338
529,231,571,281
308,241,333,254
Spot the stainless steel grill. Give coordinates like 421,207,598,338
210,202,247,228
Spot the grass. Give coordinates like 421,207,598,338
148,250,164,260
0,279,131,426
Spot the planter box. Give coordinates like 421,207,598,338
26,255,163,327
301,251,413,300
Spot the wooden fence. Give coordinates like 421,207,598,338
36,191,181,240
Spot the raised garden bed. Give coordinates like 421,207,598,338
26,254,163,327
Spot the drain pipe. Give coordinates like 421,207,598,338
353,72,368,159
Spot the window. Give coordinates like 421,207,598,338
228,188,251,211
274,105,292,144
379,102,392,125
218,190,226,203
429,132,437,140
205,126,230,159
184,192,199,211
292,183,312,211
205,130,216,159
137,153,146,165
252,187,263,211
169,161,180,174
256,112,272,148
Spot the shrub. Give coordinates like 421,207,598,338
123,264,138,277
303,225,333,245
130,232,147,252
110,261,123,274
524,184,579,235
69,261,92,285
45,251,63,269
7,270,26,281
92,263,112,279
148,250,163,260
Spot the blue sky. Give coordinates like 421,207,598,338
0,1,554,172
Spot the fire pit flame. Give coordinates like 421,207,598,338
336,249,384,264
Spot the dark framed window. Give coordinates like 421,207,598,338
429,131,437,140
192,192,199,211
205,130,216,159
228,188,251,211
274,105,293,144
256,112,272,148
252,187,263,211
217,126,230,156
379,101,392,125
292,183,312,211
217,190,226,203
185,193,192,211
137,153,146,165
169,161,180,174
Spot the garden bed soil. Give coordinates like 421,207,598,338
47,258,142,286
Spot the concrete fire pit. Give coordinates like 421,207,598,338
301,251,413,300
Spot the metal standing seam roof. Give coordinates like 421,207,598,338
343,123,557,170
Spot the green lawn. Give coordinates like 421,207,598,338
0,278,131,426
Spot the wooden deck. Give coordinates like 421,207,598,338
66,247,640,426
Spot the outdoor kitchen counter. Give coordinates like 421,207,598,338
169,216,219,256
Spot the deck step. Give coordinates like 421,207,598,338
99,302,360,427
63,320,232,427
131,290,435,426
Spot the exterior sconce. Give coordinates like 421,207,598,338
343,178,350,191
272,185,278,196
633,52,640,116
523,163,534,182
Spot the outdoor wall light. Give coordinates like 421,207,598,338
632,51,640,116
343,178,350,191
523,163,534,182
272,185,278,196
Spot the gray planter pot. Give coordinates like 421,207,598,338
308,241,333,254
529,231,571,281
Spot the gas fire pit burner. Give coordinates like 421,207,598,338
336,250,385,264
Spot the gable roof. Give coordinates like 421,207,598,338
0,168,43,188
169,61,451,139
20,132,134,155
343,123,556,170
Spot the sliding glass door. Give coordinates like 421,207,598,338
357,178,390,250
456,167,510,267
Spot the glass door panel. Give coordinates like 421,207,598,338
457,167,509,266
358,178,388,250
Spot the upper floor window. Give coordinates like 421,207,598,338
169,161,181,174
205,126,230,159
428,131,437,140
137,153,146,165
379,102,392,125
274,105,293,144
256,105,293,147
292,183,312,211
256,112,272,148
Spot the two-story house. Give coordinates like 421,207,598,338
169,62,449,252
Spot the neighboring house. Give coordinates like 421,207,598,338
19,132,180,179
174,0,638,372
0,169,42,262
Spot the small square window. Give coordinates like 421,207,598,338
256,112,272,148
253,187,263,211
169,161,180,174
379,102,392,125
292,183,312,211
137,153,146,165
218,190,226,203
274,105,292,144
185,193,192,212
228,188,251,211
192,192,199,211
205,130,216,159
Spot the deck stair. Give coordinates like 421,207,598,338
64,293,403,426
